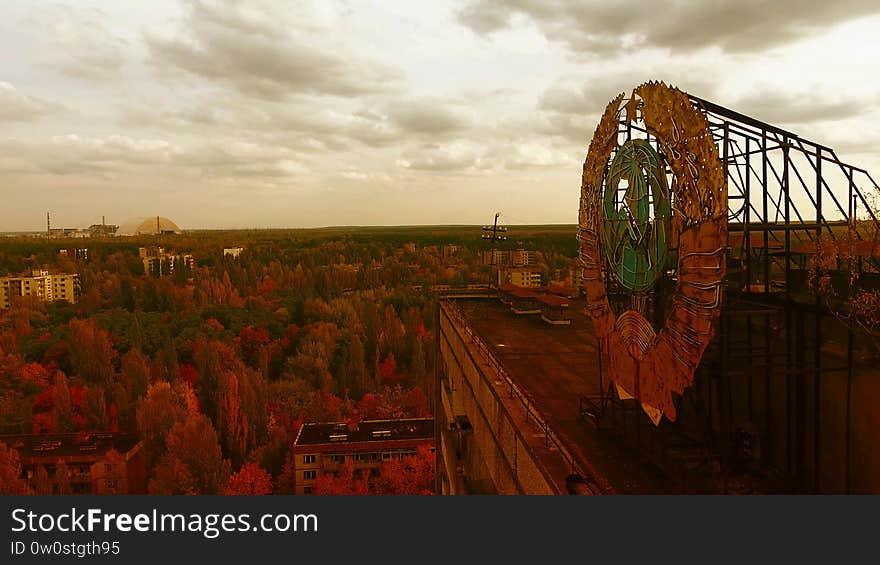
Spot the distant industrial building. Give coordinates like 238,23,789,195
0,432,145,494
139,247,194,276
292,418,435,495
88,222,118,238
48,228,89,239
0,270,79,309
118,217,182,236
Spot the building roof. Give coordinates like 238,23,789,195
538,294,569,308
118,217,182,236
0,432,141,460
450,299,675,493
294,418,434,447
509,287,539,299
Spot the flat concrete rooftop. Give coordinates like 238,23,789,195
454,297,678,494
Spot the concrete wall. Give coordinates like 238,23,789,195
437,303,561,495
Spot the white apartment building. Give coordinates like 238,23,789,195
0,270,79,309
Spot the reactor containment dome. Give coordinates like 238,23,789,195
117,217,182,236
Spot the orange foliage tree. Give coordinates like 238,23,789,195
223,462,273,495
0,441,32,494
149,414,230,495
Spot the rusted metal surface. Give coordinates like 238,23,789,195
578,81,728,424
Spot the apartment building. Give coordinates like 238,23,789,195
498,267,543,288
292,418,435,495
1,432,146,494
139,247,195,276
0,270,79,309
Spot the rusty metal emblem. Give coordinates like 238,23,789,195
578,81,727,424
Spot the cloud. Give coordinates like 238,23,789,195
172,140,308,178
0,83,59,122
387,99,474,135
146,0,401,99
499,142,577,170
529,70,718,143
121,92,479,153
27,6,129,80
457,0,880,55
0,134,175,175
397,143,480,171
0,133,309,182
729,88,874,125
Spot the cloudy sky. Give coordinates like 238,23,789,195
3,0,880,230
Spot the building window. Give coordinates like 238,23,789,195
302,455,316,464
104,463,112,473
330,455,345,464
303,470,317,480
303,487,313,494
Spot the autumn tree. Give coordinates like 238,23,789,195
0,441,31,494
55,461,71,495
68,319,116,385
372,445,435,495
223,462,273,495
312,461,370,495
196,339,267,465
34,465,52,495
149,414,230,495
51,370,73,432
346,333,366,396
120,348,150,407
137,380,198,473
84,385,108,430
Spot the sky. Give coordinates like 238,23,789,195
2,0,880,230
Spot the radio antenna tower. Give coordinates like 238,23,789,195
481,212,507,297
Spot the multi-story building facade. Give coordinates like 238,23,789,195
483,249,509,266
139,247,195,276
292,418,435,495
498,267,542,288
511,249,537,267
58,248,89,261
0,270,80,309
1,432,146,494
223,247,244,259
